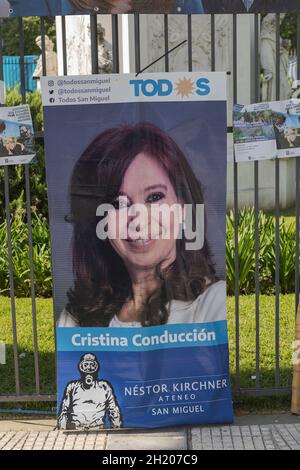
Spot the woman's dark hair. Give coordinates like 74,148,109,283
66,122,217,326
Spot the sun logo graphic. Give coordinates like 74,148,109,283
175,78,196,98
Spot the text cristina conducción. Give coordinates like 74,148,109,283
71,328,217,348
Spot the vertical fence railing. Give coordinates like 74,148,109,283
254,13,260,390
275,13,281,390
18,16,41,396
0,18,20,397
0,12,300,401
232,13,240,394
112,15,119,74
296,14,300,317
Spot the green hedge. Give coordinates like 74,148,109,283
227,209,296,295
0,212,52,297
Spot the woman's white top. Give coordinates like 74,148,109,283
57,280,226,328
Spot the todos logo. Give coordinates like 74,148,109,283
129,77,211,98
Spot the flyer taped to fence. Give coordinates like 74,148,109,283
41,72,233,430
234,99,300,162
0,104,35,166
233,103,278,162
1,0,300,17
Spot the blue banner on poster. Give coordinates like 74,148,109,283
41,71,233,430
1,0,299,17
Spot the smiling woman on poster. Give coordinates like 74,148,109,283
57,122,226,328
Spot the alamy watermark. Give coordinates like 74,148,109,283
95,199,205,251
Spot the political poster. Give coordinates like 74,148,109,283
0,104,36,166
1,0,299,17
41,71,233,430
270,99,300,159
233,103,277,162
234,99,300,162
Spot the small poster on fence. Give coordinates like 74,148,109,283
233,103,277,162
41,71,233,430
233,99,300,162
0,105,35,166
270,99,300,159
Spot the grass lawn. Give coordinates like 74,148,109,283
0,294,296,412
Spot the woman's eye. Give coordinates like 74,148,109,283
112,196,130,210
146,192,165,203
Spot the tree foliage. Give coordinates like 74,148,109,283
281,13,297,51
0,16,56,56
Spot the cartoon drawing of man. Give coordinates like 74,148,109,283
58,353,122,430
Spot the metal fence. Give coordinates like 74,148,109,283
0,13,299,404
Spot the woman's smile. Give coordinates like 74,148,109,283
125,233,162,251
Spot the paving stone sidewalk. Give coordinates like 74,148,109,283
1,415,300,450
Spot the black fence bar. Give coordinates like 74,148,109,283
164,15,169,72
254,13,260,389
111,15,119,73
18,16,41,395
187,15,192,72
24,166,40,395
134,13,140,74
90,14,99,74
40,18,47,76
18,18,26,103
0,17,20,397
61,16,68,75
296,14,300,315
296,154,300,313
3,168,20,395
232,13,240,393
210,14,215,72
274,13,281,389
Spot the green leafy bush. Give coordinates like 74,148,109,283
1,17,56,57
226,208,297,295
0,212,52,297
